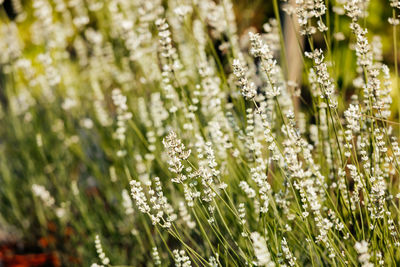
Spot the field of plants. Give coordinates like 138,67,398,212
1,0,400,266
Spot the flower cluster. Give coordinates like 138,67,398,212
354,240,373,267
32,184,55,207
250,232,275,267
248,32,281,98
94,235,110,266
232,59,257,99
305,49,337,108
111,88,132,154
173,249,192,267
130,177,177,228
163,131,191,182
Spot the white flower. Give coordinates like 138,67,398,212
122,189,134,215
112,89,132,146
152,247,161,265
94,235,110,266
130,180,150,213
232,59,257,100
173,249,192,267
250,232,275,267
305,49,337,108
248,32,281,98
32,184,55,207
355,240,373,267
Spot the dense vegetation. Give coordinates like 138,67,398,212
1,0,400,266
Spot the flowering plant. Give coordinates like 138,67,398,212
1,0,400,266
